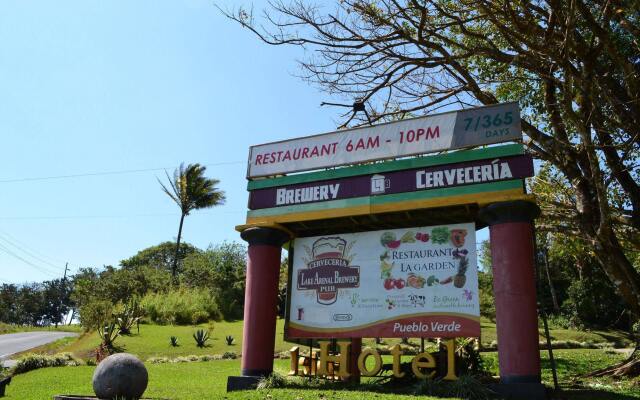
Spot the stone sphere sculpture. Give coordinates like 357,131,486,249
92,353,148,400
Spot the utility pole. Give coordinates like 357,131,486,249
63,262,69,281
61,262,70,327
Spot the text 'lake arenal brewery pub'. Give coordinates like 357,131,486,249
228,103,546,399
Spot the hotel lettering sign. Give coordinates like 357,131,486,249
248,102,521,178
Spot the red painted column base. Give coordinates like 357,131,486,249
480,201,547,400
227,227,290,392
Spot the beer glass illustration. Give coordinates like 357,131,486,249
311,237,346,305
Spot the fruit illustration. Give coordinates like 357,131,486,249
440,276,453,285
426,275,439,286
401,231,416,243
450,229,467,248
394,278,406,289
452,248,469,259
431,227,450,244
384,278,395,290
380,232,396,248
387,240,402,249
415,232,430,242
454,257,469,288
380,260,394,279
407,273,426,288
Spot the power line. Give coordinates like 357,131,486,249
0,233,65,271
0,210,246,221
0,161,245,184
0,230,65,264
0,241,59,277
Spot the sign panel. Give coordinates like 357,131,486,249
249,154,532,209
287,223,480,338
248,102,521,178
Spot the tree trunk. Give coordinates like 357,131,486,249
543,248,560,313
172,213,186,278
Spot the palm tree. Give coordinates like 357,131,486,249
159,163,225,278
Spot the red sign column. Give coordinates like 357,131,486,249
227,227,290,391
479,200,546,399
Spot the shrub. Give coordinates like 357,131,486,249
413,375,493,400
193,329,210,348
114,298,144,335
225,335,234,345
170,336,179,347
257,372,287,389
141,288,221,325
222,351,237,359
78,300,113,332
12,353,81,375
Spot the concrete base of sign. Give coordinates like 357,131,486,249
226,375,262,392
489,382,547,400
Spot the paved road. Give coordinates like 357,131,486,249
0,331,78,367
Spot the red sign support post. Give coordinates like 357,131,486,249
479,200,546,400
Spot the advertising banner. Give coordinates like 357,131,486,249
287,223,480,338
249,154,532,209
248,102,521,178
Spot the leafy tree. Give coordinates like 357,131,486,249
159,163,226,278
181,242,246,319
120,241,201,272
223,1,640,320
71,265,172,327
0,284,19,324
40,279,73,327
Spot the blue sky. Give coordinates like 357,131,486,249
0,0,488,284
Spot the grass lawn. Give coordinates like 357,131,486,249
4,349,639,400
61,320,275,360
53,318,632,361
0,323,82,335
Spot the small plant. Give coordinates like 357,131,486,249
97,321,120,349
257,372,286,389
222,351,237,359
95,321,120,362
225,335,234,345
170,336,179,347
12,353,80,375
114,298,144,335
193,329,210,348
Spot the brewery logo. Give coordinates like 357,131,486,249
297,237,360,305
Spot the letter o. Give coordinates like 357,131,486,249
357,348,383,377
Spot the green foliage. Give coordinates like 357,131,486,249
12,353,81,375
159,163,226,277
222,351,237,359
114,298,144,334
120,241,201,272
141,287,220,325
0,279,73,326
170,336,179,347
225,335,234,345
192,329,210,348
257,372,287,389
78,300,113,332
181,242,247,320
477,271,495,321
413,375,493,400
72,265,171,326
97,321,120,349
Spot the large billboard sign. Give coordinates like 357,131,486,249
248,102,521,178
249,154,532,209
286,222,480,339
